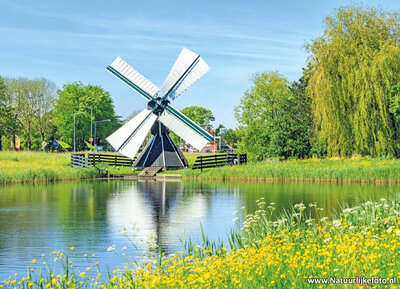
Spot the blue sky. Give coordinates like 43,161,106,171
1,0,400,128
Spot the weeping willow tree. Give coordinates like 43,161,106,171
307,6,400,157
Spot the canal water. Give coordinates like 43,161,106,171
0,180,399,280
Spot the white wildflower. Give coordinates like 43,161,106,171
387,227,394,233
343,208,353,214
332,220,341,227
294,203,306,211
305,219,314,226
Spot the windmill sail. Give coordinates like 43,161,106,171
105,47,212,167
106,109,158,159
159,104,213,151
161,48,210,100
107,57,160,101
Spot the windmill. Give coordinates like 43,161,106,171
105,48,213,168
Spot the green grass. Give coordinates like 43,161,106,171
182,156,400,183
3,151,400,184
0,151,98,184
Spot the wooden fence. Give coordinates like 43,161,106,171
71,154,92,169
87,153,136,167
192,153,247,171
71,153,135,168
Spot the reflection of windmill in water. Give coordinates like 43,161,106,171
107,181,209,253
106,48,213,168
138,181,175,249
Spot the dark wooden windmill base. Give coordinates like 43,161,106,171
134,121,188,169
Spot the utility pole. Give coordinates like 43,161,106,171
94,119,111,146
80,105,93,144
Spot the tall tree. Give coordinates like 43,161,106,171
223,128,239,148
235,70,313,160
53,82,120,151
235,71,291,160
181,106,215,130
3,78,23,150
4,78,56,150
307,5,400,157
30,78,58,145
0,77,8,150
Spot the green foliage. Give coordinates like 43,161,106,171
235,71,290,160
223,128,239,147
235,71,312,160
181,106,215,130
169,131,181,147
389,83,400,125
53,82,121,151
307,5,400,157
0,77,8,150
269,71,313,158
1,79,121,151
1,77,57,151
30,78,58,144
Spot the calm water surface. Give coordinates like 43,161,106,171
0,180,399,280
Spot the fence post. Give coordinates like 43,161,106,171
214,154,217,167
238,153,241,165
200,156,203,172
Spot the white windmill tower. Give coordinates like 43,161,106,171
106,48,213,168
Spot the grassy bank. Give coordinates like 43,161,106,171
0,152,98,184
2,197,400,288
0,151,204,184
3,151,400,184
182,156,400,183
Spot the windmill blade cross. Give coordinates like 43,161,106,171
105,47,212,164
